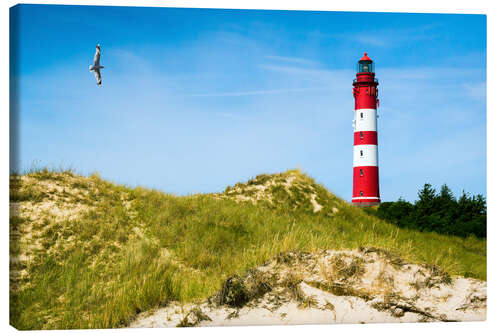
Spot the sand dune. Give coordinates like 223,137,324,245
131,248,486,327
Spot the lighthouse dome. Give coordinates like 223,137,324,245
359,52,372,62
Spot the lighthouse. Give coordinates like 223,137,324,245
352,52,380,206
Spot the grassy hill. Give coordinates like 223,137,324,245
9,169,486,329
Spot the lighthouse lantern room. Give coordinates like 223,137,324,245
352,52,380,206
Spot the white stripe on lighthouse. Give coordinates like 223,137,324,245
353,108,377,132
353,144,378,167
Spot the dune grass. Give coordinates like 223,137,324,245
9,169,486,329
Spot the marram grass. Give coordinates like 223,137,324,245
9,169,486,329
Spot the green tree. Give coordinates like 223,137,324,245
435,184,457,234
412,183,437,231
376,183,486,239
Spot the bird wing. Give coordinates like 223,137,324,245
94,68,102,85
93,46,101,66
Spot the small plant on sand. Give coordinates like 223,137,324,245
298,295,318,309
176,307,212,327
282,274,305,303
329,254,366,282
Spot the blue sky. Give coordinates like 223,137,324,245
10,4,486,202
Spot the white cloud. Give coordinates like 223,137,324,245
184,86,334,97
463,82,486,101
265,55,318,65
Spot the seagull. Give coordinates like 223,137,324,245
89,44,104,85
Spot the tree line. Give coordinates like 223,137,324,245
373,184,486,238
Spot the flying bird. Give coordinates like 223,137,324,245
89,44,104,85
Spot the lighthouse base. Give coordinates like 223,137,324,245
352,201,380,207
351,198,380,207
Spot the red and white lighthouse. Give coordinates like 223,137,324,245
352,52,380,206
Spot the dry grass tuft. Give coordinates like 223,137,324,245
177,307,212,327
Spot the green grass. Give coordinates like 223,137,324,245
9,169,486,330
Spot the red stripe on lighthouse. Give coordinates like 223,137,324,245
354,131,378,145
352,166,380,199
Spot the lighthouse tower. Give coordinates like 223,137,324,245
352,53,380,206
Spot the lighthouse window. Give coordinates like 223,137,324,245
360,131,364,138
358,61,373,73
360,112,364,119
360,191,364,197
360,150,363,157
360,169,364,176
